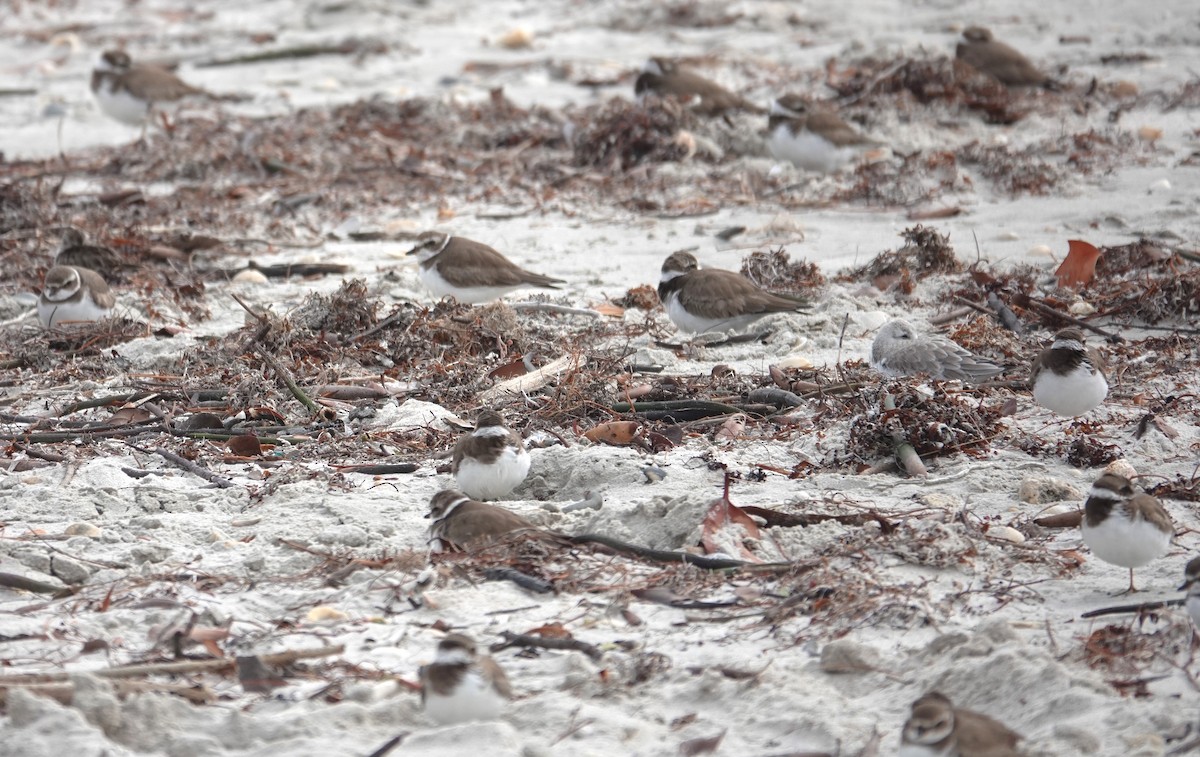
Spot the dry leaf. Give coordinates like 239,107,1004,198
583,420,642,446
700,478,762,561
487,354,533,380
228,434,262,457
714,414,745,442
108,406,154,426
590,302,625,318
1055,239,1101,289
525,622,571,639
679,730,726,756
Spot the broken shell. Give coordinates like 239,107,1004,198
990,526,1026,544
232,269,269,285
1068,300,1096,316
1027,244,1054,258
1137,126,1164,143
498,27,534,49
1104,459,1138,480
643,466,667,483
776,354,814,370
64,522,101,538
1110,80,1139,98
306,606,349,622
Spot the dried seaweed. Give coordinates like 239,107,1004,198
572,98,693,170
739,247,826,294
835,381,1004,469
828,55,1028,124
841,225,962,285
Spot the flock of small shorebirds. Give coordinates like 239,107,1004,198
24,29,1192,755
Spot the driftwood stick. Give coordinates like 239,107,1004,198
1021,297,1124,343
929,306,975,326
58,392,148,416
479,354,584,404
985,292,1024,334
0,679,216,706
490,631,603,661
798,382,866,400
508,302,602,318
0,572,71,596
197,41,378,68
365,733,411,757
0,426,162,443
0,644,345,686
883,393,927,477
148,446,235,489
255,349,322,415
610,399,744,417
1079,598,1183,619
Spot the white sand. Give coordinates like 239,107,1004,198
2,0,1200,755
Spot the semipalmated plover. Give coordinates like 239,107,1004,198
657,251,806,335
870,320,1004,383
634,57,763,117
37,265,116,328
90,49,214,126
1029,328,1108,417
766,94,879,173
407,232,565,304
955,26,1050,88
54,228,122,274
426,489,539,553
419,633,512,724
1082,473,1174,594
900,691,1021,757
1180,557,1200,628
452,410,531,500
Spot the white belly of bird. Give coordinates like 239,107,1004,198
455,446,531,500
94,83,151,126
37,294,111,329
419,265,519,305
424,671,506,725
897,745,951,757
664,293,766,335
1033,364,1108,417
767,124,854,173
1082,513,1170,569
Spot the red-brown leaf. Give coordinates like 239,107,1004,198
1055,239,1101,289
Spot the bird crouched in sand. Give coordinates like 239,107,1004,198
419,633,513,724
38,265,116,328
407,231,565,304
766,94,882,173
955,26,1054,89
900,691,1022,756
870,320,1004,383
657,251,806,336
451,409,531,500
635,57,763,118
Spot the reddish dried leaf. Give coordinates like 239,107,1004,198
583,420,642,446
700,484,762,562
589,302,625,318
679,730,726,756
108,407,154,426
525,623,571,639
228,434,262,457
487,356,531,380
1055,239,1101,289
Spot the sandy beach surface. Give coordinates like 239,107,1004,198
2,1,1200,755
